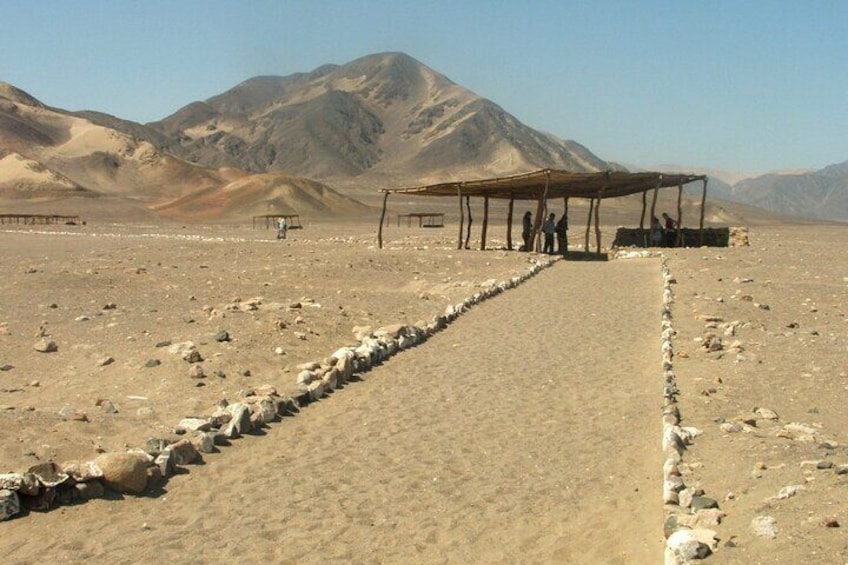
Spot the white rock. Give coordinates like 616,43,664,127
750,515,778,538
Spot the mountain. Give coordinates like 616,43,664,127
150,52,610,190
0,82,368,221
730,161,848,221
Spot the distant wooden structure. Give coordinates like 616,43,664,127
376,169,708,252
395,212,445,228
252,214,302,230
0,214,81,225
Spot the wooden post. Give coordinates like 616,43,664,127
584,198,594,252
533,171,551,252
699,177,708,246
675,183,683,247
649,176,661,247
481,194,489,250
457,185,464,250
377,192,389,249
594,174,608,253
464,195,472,249
563,196,569,254
506,197,514,251
639,190,647,247
594,197,602,253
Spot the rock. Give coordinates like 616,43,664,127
666,529,714,561
145,438,172,455
154,450,175,478
296,370,317,391
33,339,58,353
222,403,252,437
98,399,119,414
61,461,103,482
690,496,719,512
144,359,161,368
58,405,88,422
183,350,203,363
0,489,20,521
0,364,14,371
168,439,201,465
776,484,804,499
214,329,231,342
73,480,105,501
754,407,779,420
97,356,115,367
0,474,24,491
94,452,150,494
751,515,778,538
178,417,212,432
191,433,216,454
821,517,840,528
29,462,69,488
188,364,205,379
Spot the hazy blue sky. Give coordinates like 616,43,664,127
1,1,845,173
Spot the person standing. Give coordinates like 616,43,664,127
542,212,556,254
555,213,568,255
650,216,663,247
277,216,288,240
662,212,677,247
521,211,533,252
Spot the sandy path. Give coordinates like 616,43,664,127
4,259,663,564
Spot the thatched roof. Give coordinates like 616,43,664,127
381,169,707,200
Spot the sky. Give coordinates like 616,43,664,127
1,0,846,174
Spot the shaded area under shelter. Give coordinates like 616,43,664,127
377,169,708,252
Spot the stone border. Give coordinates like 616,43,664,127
659,257,721,563
1,255,561,521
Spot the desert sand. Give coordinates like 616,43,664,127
1,220,847,564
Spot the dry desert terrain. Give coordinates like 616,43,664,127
1,219,847,564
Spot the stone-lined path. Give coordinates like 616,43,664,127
4,259,663,564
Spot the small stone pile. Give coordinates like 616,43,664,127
1,256,560,522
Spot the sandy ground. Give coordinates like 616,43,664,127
1,220,847,563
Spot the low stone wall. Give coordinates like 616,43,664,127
659,258,722,563
612,227,750,249
1,255,561,521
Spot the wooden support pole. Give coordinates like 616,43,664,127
563,196,569,254
594,196,602,253
639,190,647,247
464,195,472,249
481,195,489,250
699,177,708,246
506,197,514,251
594,174,608,253
584,198,594,252
456,185,464,250
676,183,683,247
533,170,551,252
377,192,389,249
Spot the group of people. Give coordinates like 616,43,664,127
522,211,568,255
651,212,678,247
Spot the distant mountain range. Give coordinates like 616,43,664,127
643,163,848,222
0,51,845,222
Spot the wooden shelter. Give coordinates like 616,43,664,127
0,214,81,225
394,212,445,228
252,214,302,230
377,169,708,252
